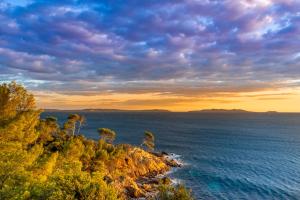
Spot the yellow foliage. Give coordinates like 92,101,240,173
0,81,36,124
0,82,191,200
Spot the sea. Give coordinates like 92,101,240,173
41,111,300,200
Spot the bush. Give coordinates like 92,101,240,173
157,184,194,200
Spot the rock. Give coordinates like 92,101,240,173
103,175,113,184
105,147,172,198
148,171,158,178
137,176,149,184
161,177,172,185
151,152,163,157
142,184,153,192
126,185,145,198
125,157,129,164
165,159,182,167
146,178,160,185
119,175,125,182
152,151,168,157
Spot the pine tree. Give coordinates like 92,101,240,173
98,128,116,144
142,131,155,151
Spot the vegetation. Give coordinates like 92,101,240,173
98,128,116,144
0,82,193,200
157,184,193,200
63,114,86,136
142,131,155,151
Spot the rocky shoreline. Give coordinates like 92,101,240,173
124,150,183,199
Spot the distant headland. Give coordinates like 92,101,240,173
44,108,283,114
44,109,172,112
189,109,250,113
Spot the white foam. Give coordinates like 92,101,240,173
171,178,184,185
165,153,188,166
165,167,178,175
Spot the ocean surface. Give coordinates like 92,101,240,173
42,112,300,200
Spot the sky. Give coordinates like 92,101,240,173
0,0,300,112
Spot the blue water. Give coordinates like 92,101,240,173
41,112,300,199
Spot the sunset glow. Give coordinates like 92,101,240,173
1,0,300,112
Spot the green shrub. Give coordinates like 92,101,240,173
157,184,194,200
97,149,109,161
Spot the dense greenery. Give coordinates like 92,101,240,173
157,185,193,200
0,82,193,200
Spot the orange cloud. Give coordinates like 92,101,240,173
34,87,300,112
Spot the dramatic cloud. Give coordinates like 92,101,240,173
0,0,299,110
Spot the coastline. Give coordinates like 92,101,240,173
0,82,194,200
115,149,183,199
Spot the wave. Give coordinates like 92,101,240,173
171,178,184,185
165,153,189,166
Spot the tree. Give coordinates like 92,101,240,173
0,81,36,124
69,114,80,136
98,128,116,144
142,131,155,151
63,114,78,136
45,116,59,135
63,114,85,136
37,116,59,143
0,82,40,146
77,115,86,135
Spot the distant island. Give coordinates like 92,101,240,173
44,108,283,114
189,109,251,113
45,109,171,113
189,109,281,113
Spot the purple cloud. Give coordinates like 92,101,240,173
0,0,299,96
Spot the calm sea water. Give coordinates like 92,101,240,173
42,112,300,200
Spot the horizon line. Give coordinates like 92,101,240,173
40,108,300,114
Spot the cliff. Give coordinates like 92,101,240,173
106,147,178,198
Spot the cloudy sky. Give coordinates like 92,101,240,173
0,0,300,111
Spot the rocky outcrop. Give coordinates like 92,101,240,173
165,158,182,167
104,147,181,199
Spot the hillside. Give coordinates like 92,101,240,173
0,82,192,200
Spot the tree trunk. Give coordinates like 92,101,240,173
73,122,76,136
77,122,81,135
